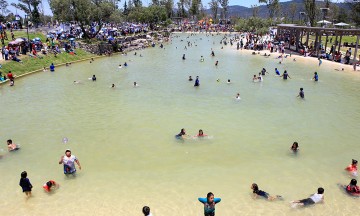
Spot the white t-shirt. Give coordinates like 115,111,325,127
310,193,323,203
63,155,77,172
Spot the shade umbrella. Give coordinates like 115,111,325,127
15,38,24,43
317,20,331,24
334,22,349,26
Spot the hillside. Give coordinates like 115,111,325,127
206,0,351,19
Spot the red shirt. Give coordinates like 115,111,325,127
7,73,13,79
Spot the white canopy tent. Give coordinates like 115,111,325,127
317,20,332,24
334,22,350,26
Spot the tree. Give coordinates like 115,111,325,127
127,5,167,24
190,0,200,18
258,0,280,19
11,0,41,26
251,4,259,17
0,0,9,15
219,0,229,20
289,2,297,23
337,7,348,23
49,0,116,39
152,0,160,5
208,0,219,21
303,0,317,26
123,0,129,16
350,2,360,27
177,0,187,18
160,0,174,18
133,0,142,8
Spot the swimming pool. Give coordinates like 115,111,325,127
1,33,360,216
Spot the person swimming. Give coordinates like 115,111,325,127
313,72,318,81
275,68,280,76
195,129,207,137
43,180,58,192
297,88,304,99
194,76,200,87
175,128,188,139
251,183,281,201
291,142,299,153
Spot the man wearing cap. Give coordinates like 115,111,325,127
59,149,81,174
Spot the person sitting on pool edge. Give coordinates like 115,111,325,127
7,139,19,151
251,183,281,201
291,187,324,207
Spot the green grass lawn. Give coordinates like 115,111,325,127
4,30,47,42
1,30,96,78
1,49,95,77
301,35,358,53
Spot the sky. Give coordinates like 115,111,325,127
6,0,343,16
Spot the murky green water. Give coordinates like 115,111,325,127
1,33,360,216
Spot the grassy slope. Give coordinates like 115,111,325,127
1,30,95,77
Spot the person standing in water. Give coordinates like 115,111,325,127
297,88,304,99
313,72,318,81
198,192,221,216
194,76,200,87
189,76,193,81
280,70,291,80
182,54,186,60
215,61,218,66
19,171,32,197
92,75,96,81
59,149,82,174
291,142,299,153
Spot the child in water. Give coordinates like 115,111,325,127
175,128,188,139
291,187,324,208
275,68,280,76
215,61,218,66
92,75,96,81
194,76,200,87
345,159,358,177
195,129,208,137
313,72,318,81
346,179,360,194
291,142,299,153
182,54,186,60
227,79,231,84
43,180,58,192
142,206,152,216
189,76,193,81
297,88,304,99
198,192,221,216
19,171,32,197
7,139,19,151
251,183,281,201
